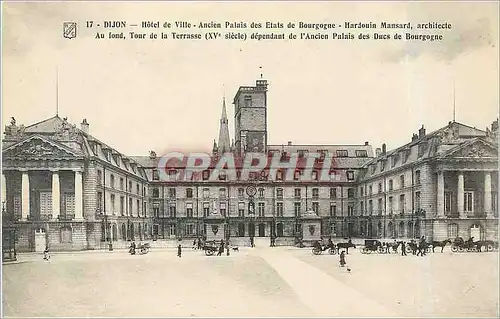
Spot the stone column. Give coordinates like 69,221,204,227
437,171,445,217
21,170,30,220
1,172,6,207
51,169,61,218
457,172,465,218
484,171,492,217
75,170,83,220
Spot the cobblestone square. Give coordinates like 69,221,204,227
3,246,498,318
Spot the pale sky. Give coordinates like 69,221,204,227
2,1,499,156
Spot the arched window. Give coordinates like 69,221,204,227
399,221,405,238
112,224,117,241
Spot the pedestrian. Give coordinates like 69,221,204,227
339,250,346,267
177,243,182,258
217,240,224,256
401,241,407,256
250,236,255,248
193,238,197,250
43,246,50,261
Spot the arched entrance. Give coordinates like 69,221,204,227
138,224,143,240
34,228,46,252
112,224,118,241
367,222,373,238
130,224,135,240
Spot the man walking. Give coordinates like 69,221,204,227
401,241,407,256
177,243,182,258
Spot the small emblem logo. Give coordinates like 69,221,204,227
63,22,77,39
309,225,315,236
211,225,219,235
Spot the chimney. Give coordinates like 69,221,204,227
375,148,381,157
364,141,369,146
418,125,426,139
80,119,89,134
382,143,386,154
287,141,292,146
412,133,418,142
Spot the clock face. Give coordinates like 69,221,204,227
246,186,257,197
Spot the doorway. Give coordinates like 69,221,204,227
258,223,265,237
34,228,46,252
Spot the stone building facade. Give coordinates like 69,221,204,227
2,79,498,251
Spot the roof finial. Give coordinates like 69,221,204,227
259,66,263,79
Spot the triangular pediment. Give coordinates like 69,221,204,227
2,135,80,159
441,138,498,159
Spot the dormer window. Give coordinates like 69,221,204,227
317,150,327,161
336,150,348,157
391,156,397,168
280,151,289,161
298,150,308,158
355,150,368,157
370,165,376,174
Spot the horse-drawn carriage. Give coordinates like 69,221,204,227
312,242,337,255
451,237,498,253
360,239,385,254
129,242,150,255
203,240,220,256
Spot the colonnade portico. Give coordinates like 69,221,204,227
2,168,84,221
436,170,496,219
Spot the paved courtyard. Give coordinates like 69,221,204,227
2,244,498,318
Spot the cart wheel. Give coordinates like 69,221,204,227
451,245,458,253
426,247,432,253
458,246,464,252
377,247,385,254
329,248,337,255
205,249,214,256
405,246,412,254
487,244,493,252
366,249,372,254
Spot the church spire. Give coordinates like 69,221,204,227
217,96,231,154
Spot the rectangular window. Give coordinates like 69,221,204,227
415,191,421,211
415,170,421,185
294,202,301,217
220,202,227,216
387,197,392,214
447,223,458,238
258,203,265,217
186,203,193,218
185,224,195,236
128,198,132,216
153,202,159,217
360,186,364,197
330,188,337,199
347,188,354,198
445,191,452,213
369,185,373,195
186,188,193,198
120,178,124,190
120,196,124,215
238,202,245,217
294,170,301,181
238,188,244,198
346,171,355,181
277,202,284,216
97,170,102,185
152,169,159,181
110,194,115,214
399,194,405,214
360,202,364,216
258,188,265,198
400,175,405,188
110,175,115,188
169,188,176,199
312,202,319,213
276,188,283,200
330,202,336,216
136,184,140,195
169,204,176,217
312,188,319,199
389,180,393,191
347,205,354,216
203,188,210,198
136,199,140,215
464,192,474,212
97,192,103,212
244,95,252,107
203,202,210,217
368,200,373,215
202,170,210,181
219,188,227,198
294,188,301,199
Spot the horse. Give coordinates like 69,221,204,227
431,239,452,253
407,241,418,255
337,242,356,254
385,241,402,253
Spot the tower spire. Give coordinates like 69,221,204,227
217,93,231,154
